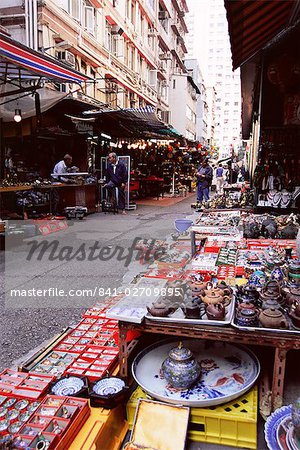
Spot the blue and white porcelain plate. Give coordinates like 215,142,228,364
93,377,125,396
132,339,260,407
265,405,293,450
52,377,84,396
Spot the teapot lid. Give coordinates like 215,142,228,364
168,342,193,361
152,300,168,309
263,308,282,318
241,308,257,317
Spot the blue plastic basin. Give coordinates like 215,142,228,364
174,219,193,232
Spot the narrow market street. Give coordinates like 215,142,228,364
0,199,194,371
1,199,300,450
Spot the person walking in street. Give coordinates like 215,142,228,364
216,163,224,194
196,158,213,206
105,152,128,214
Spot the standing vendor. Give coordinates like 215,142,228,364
52,154,73,183
196,158,213,206
105,152,128,214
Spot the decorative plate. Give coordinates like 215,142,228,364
27,402,40,413
8,421,22,434
6,409,19,421
4,398,16,408
52,377,84,396
93,377,125,396
265,404,294,450
132,339,260,407
19,411,31,422
15,400,29,411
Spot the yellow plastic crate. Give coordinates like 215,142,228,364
126,386,257,449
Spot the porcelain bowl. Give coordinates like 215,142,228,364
52,377,84,396
92,377,125,396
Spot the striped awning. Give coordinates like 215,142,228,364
225,0,298,69
78,106,182,139
0,33,89,84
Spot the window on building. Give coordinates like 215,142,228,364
131,0,135,26
84,5,95,34
173,79,176,89
105,21,112,51
146,0,155,10
126,0,130,18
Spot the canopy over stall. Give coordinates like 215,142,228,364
69,106,183,140
225,0,300,140
0,32,90,121
224,0,298,70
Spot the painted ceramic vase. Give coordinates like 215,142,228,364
271,266,285,283
161,342,201,390
292,397,300,440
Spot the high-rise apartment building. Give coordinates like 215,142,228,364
186,0,241,155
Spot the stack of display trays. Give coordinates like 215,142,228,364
29,351,78,378
11,395,89,449
65,346,119,381
0,370,54,400
0,394,41,437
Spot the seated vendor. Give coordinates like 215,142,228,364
52,154,73,183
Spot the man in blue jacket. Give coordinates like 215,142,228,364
196,158,213,206
105,152,128,214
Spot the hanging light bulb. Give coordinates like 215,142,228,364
14,109,22,123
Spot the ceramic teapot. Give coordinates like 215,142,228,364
147,300,176,317
188,274,207,291
236,284,259,302
286,287,300,307
290,300,300,318
261,298,282,311
161,342,201,389
235,308,259,327
237,302,259,313
259,308,288,329
164,280,186,303
289,309,300,329
201,290,230,306
217,282,233,296
206,303,226,321
259,280,283,305
181,301,202,319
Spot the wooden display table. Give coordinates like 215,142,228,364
118,319,300,412
57,183,97,214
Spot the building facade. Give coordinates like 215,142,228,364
186,0,242,155
184,58,208,144
0,0,193,133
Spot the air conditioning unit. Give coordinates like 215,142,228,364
148,27,157,36
178,11,185,18
55,50,75,67
159,51,172,60
158,11,168,20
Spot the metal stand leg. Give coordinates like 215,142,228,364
119,325,128,379
271,347,287,411
191,231,196,256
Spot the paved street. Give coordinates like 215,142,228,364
0,199,194,370
1,198,299,450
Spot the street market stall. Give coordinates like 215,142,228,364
1,206,300,449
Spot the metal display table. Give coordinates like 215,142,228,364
118,319,300,412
